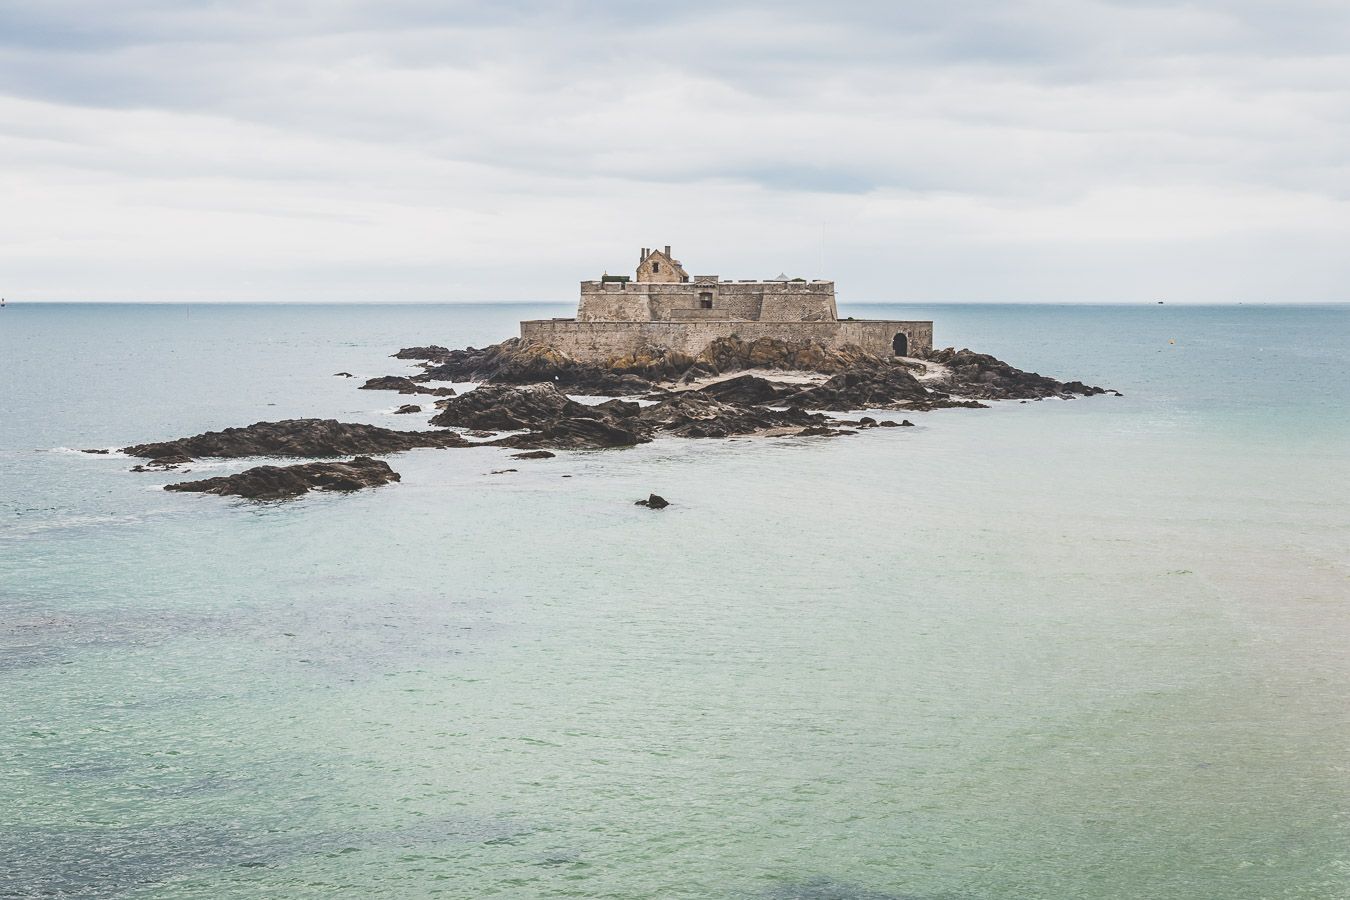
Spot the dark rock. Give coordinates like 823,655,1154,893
796,425,857,437
393,404,422,414
431,383,595,431
695,373,798,405
921,348,1110,399
858,416,877,427
637,393,823,438
781,366,930,410
877,420,914,427
591,398,642,418
333,372,353,377
359,375,456,396
148,453,193,466
81,448,110,454
164,456,399,500
392,346,451,361
491,416,648,450
434,384,651,450
489,468,518,475
130,454,191,472
635,494,669,509
511,450,556,460
467,430,497,439
123,419,469,460
411,335,885,395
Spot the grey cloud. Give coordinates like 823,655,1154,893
0,0,1347,301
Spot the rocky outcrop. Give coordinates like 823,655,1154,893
780,366,932,410
359,375,456,396
635,494,669,509
392,346,451,361
404,335,897,395
921,348,1108,399
123,419,469,461
164,457,399,500
490,416,648,450
394,404,422,415
635,393,824,438
107,337,1114,503
693,373,799,405
430,383,599,431
796,425,857,437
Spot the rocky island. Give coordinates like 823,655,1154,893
98,246,1116,500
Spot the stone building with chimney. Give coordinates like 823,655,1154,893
519,245,932,362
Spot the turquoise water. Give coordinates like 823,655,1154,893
1,302,1347,899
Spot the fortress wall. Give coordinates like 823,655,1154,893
758,284,838,322
579,280,837,322
577,283,651,322
836,320,934,356
519,319,933,362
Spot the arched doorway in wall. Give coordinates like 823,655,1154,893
892,332,908,356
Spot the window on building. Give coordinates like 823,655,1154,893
699,293,713,309
652,262,659,273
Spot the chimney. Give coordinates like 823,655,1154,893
664,245,671,257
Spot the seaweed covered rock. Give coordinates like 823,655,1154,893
164,457,399,500
124,419,469,460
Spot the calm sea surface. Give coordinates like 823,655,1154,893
1,302,1347,899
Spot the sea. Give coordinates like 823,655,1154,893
1,302,1346,899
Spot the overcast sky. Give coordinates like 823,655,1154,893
2,0,1347,303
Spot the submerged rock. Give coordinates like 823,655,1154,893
164,456,399,500
393,404,422,415
123,419,470,460
510,450,556,460
635,494,669,509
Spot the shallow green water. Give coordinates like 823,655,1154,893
1,303,1346,898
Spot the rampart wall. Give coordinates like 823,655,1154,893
519,319,934,362
578,281,836,323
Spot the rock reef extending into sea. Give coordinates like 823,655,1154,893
165,457,399,500
106,335,1115,500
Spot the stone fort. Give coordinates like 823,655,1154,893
520,245,933,362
